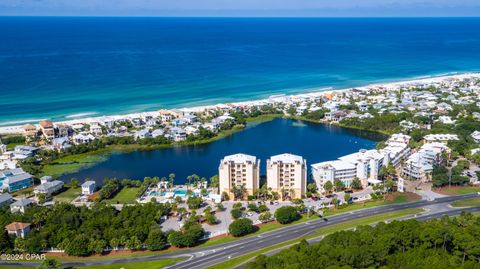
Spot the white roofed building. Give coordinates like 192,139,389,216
266,154,307,200
218,153,260,200
311,160,357,193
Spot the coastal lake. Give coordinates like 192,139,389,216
60,118,382,184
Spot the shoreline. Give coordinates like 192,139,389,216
2,72,480,134
49,115,380,180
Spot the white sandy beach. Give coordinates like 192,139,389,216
1,72,479,135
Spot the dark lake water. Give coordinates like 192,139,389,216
60,118,382,184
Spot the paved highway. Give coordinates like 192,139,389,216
1,193,478,268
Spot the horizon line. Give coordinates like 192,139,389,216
1,15,480,18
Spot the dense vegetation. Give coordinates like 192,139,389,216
246,212,480,269
0,202,170,256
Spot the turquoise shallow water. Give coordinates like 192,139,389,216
1,17,480,126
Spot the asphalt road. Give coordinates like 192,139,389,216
1,193,478,269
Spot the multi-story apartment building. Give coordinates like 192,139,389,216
218,153,260,200
402,142,449,181
312,149,385,192
266,153,306,199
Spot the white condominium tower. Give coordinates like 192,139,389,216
266,153,307,199
218,153,260,200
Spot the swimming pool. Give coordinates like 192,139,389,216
149,191,165,197
149,189,190,197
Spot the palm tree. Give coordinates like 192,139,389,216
289,188,296,200
232,185,247,200
168,173,175,189
200,177,206,189
186,175,192,189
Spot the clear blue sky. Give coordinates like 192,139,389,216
1,0,479,17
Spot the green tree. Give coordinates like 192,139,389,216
306,183,318,194
323,181,333,194
351,177,363,190
209,175,219,189
231,208,243,220
334,180,345,192
274,206,300,224
109,238,120,251
64,235,91,256
259,212,272,223
37,193,46,204
168,173,175,188
145,228,167,251
38,258,62,269
70,178,79,188
186,196,203,209
229,218,256,237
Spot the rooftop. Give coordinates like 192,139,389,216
5,222,31,231
269,153,304,164
222,153,257,164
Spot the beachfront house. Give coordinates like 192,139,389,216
56,124,70,137
10,199,33,213
266,153,307,200
158,110,175,122
219,153,260,200
34,180,64,197
22,124,37,140
82,181,96,195
39,120,55,140
89,124,103,136
5,222,31,238
0,168,33,192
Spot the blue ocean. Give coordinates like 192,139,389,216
1,17,480,126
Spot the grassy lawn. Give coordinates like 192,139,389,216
42,150,109,178
73,258,184,269
434,186,480,195
206,208,424,269
106,187,140,204
323,193,420,216
53,187,82,202
198,214,319,248
451,197,480,207
245,114,283,124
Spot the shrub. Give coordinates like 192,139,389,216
274,206,301,224
258,204,269,213
168,223,205,248
231,208,243,219
229,218,256,237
